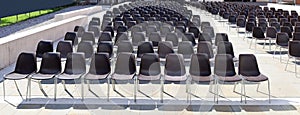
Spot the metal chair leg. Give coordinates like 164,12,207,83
268,80,271,103
54,77,57,101
244,80,246,104
256,83,260,92
112,79,116,91
295,58,297,76
3,80,5,101
134,77,137,103
107,79,110,102
81,78,84,101
62,80,67,91
160,78,164,103
285,56,290,71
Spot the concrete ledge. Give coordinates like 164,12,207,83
0,15,88,69
54,6,101,21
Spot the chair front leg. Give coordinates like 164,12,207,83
3,79,5,101
107,78,110,102
54,77,57,101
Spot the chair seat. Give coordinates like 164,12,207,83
57,74,82,80
111,73,135,80
31,73,56,80
85,73,109,80
217,75,242,82
164,74,187,81
190,75,214,82
4,73,28,80
138,74,161,81
244,74,268,82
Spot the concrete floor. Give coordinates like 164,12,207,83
0,2,300,115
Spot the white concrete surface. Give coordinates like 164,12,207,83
54,6,102,21
0,16,88,69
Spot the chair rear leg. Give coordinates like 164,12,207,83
3,80,5,101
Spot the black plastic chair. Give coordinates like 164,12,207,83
281,26,293,38
111,53,137,101
188,53,214,102
3,52,37,101
239,54,270,103
98,31,112,42
178,41,194,59
29,52,61,101
162,54,188,103
97,41,113,58
64,32,78,46
36,40,53,58
77,41,94,59
54,53,86,101
84,53,111,101
214,54,243,103
137,42,154,58
273,32,289,62
158,41,174,59
250,27,268,52
56,41,73,59
136,53,161,102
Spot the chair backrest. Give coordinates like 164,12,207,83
56,41,73,58
238,54,260,76
178,41,194,59
97,41,113,58
183,33,196,46
270,22,281,32
115,32,129,45
89,53,111,75
117,41,133,54
252,26,265,39
217,41,235,58
132,32,146,46
266,27,277,39
165,54,186,76
77,41,94,58
149,32,162,46
276,32,289,46
237,18,246,27
82,31,95,44
39,52,61,74
64,53,86,74
188,26,200,38
14,52,37,74
99,31,112,42
74,26,85,37
288,41,300,58
114,53,136,75
139,53,161,76
165,32,179,46
158,41,174,58
197,41,214,59
36,40,53,58
214,54,236,76
137,42,154,58
64,32,78,46
245,21,255,32
281,26,292,38
189,53,211,76
283,22,294,32
88,26,100,37
202,26,215,38
215,33,229,46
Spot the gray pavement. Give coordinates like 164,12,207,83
0,2,300,115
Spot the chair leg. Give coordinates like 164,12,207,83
273,46,277,58
268,80,271,103
263,40,266,49
233,82,237,92
28,78,31,101
240,82,243,103
243,80,246,104
280,48,282,62
295,58,297,76
216,79,219,104
256,83,260,92
249,38,253,49
87,80,91,91
255,39,257,52
134,77,137,103
81,78,84,101
112,79,116,91
3,80,5,101
269,39,272,51
62,80,67,91
107,79,110,102
285,56,290,71
160,78,164,103
54,77,57,101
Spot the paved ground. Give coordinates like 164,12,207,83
0,2,300,115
